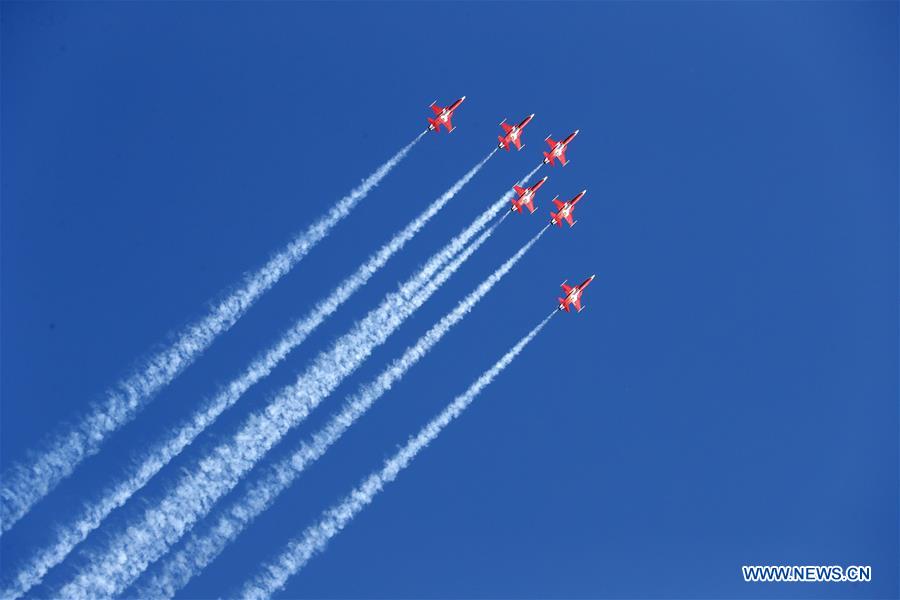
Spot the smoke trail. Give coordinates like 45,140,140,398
0,148,496,600
133,223,552,599
0,132,426,535
239,311,557,599
55,176,515,599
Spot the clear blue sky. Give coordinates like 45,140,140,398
2,2,897,598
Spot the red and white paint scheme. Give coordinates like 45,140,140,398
427,97,466,133
550,190,587,227
498,113,535,151
511,176,548,214
558,275,596,313
542,130,579,166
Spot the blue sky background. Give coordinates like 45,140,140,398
2,2,897,598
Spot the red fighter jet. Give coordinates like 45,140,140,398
543,130,579,166
550,190,587,227
427,97,466,133
510,176,548,214
558,275,596,313
498,114,535,151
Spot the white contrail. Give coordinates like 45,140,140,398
0,148,497,600
132,223,552,599
55,172,519,599
0,132,426,535
238,311,557,599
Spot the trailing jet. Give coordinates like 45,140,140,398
543,130,579,166
498,114,535,151
558,275,596,313
511,176,548,214
550,190,587,227
428,97,466,133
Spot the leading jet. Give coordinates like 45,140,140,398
543,130,579,166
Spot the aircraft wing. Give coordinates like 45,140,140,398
430,103,444,116
573,297,583,312
565,213,575,226
500,121,513,134
512,137,523,150
444,117,454,132
552,198,565,210
561,282,573,294
558,150,568,166
545,137,558,149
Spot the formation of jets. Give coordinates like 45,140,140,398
427,98,596,314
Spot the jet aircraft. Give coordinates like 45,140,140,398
543,130,579,166
498,114,535,151
511,176,548,214
558,275,596,313
550,190,587,227
428,97,466,132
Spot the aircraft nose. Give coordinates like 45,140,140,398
575,129,580,135
461,95,467,100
